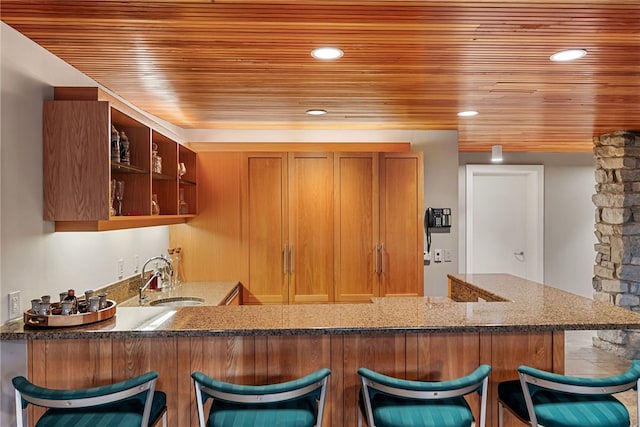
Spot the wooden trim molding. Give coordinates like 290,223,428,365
187,142,411,153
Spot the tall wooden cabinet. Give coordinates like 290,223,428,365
242,152,334,304
379,152,424,296
242,150,423,304
43,87,197,231
334,152,424,302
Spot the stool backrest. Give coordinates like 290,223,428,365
13,371,159,427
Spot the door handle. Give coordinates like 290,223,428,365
381,243,386,273
374,244,379,274
289,246,294,273
283,245,288,274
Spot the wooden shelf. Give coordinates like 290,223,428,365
54,215,196,232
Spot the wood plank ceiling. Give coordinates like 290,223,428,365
1,0,639,152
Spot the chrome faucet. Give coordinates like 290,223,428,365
139,255,174,305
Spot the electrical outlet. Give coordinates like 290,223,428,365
117,259,125,279
444,249,452,262
434,249,442,263
134,255,140,274
8,291,21,319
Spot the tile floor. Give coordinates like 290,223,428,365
565,330,637,426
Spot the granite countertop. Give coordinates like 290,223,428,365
118,281,239,307
4,274,640,340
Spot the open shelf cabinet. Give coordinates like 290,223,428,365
43,87,197,231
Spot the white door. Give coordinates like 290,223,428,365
465,165,544,281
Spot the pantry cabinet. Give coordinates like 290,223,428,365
242,150,423,304
43,87,197,231
334,152,424,302
242,152,334,304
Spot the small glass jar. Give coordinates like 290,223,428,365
179,188,189,214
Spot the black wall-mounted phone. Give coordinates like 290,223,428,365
424,208,452,256
425,207,451,229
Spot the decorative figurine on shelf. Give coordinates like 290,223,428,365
110,125,120,163
152,143,162,174
151,194,160,215
119,131,130,165
178,162,186,179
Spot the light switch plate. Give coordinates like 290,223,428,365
434,249,442,263
8,291,21,319
444,249,452,262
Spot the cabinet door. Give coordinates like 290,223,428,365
379,152,424,296
288,152,334,303
44,101,111,220
334,153,380,302
244,153,289,304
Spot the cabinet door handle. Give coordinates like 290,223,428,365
374,244,380,274
381,243,386,273
283,245,288,274
289,246,294,273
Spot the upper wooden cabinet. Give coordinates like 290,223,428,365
334,152,424,302
43,87,197,231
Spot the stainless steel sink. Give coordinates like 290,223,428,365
149,297,204,307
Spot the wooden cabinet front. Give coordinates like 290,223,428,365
243,152,335,304
379,152,424,296
334,153,380,302
243,153,289,304
334,152,424,301
288,152,335,303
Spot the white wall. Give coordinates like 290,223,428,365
0,23,172,425
412,131,460,296
459,152,596,297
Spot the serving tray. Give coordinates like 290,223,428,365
24,300,116,328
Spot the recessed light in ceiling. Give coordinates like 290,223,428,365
550,49,587,62
457,110,478,117
306,109,327,115
311,47,344,60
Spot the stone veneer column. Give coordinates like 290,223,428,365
593,130,640,358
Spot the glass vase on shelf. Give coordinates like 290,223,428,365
110,179,117,216
151,194,160,215
179,188,189,214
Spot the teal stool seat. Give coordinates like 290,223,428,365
13,371,167,427
358,365,491,427
497,361,640,427
192,368,331,427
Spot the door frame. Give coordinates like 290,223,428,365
465,164,544,281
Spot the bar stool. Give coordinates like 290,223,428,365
13,371,167,427
358,364,491,427
192,368,331,427
498,361,640,427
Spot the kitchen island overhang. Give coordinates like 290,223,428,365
4,273,640,427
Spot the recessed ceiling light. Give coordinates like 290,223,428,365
306,109,327,115
311,47,343,60
457,110,478,117
550,49,587,62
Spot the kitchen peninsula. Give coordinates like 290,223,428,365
4,274,640,427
